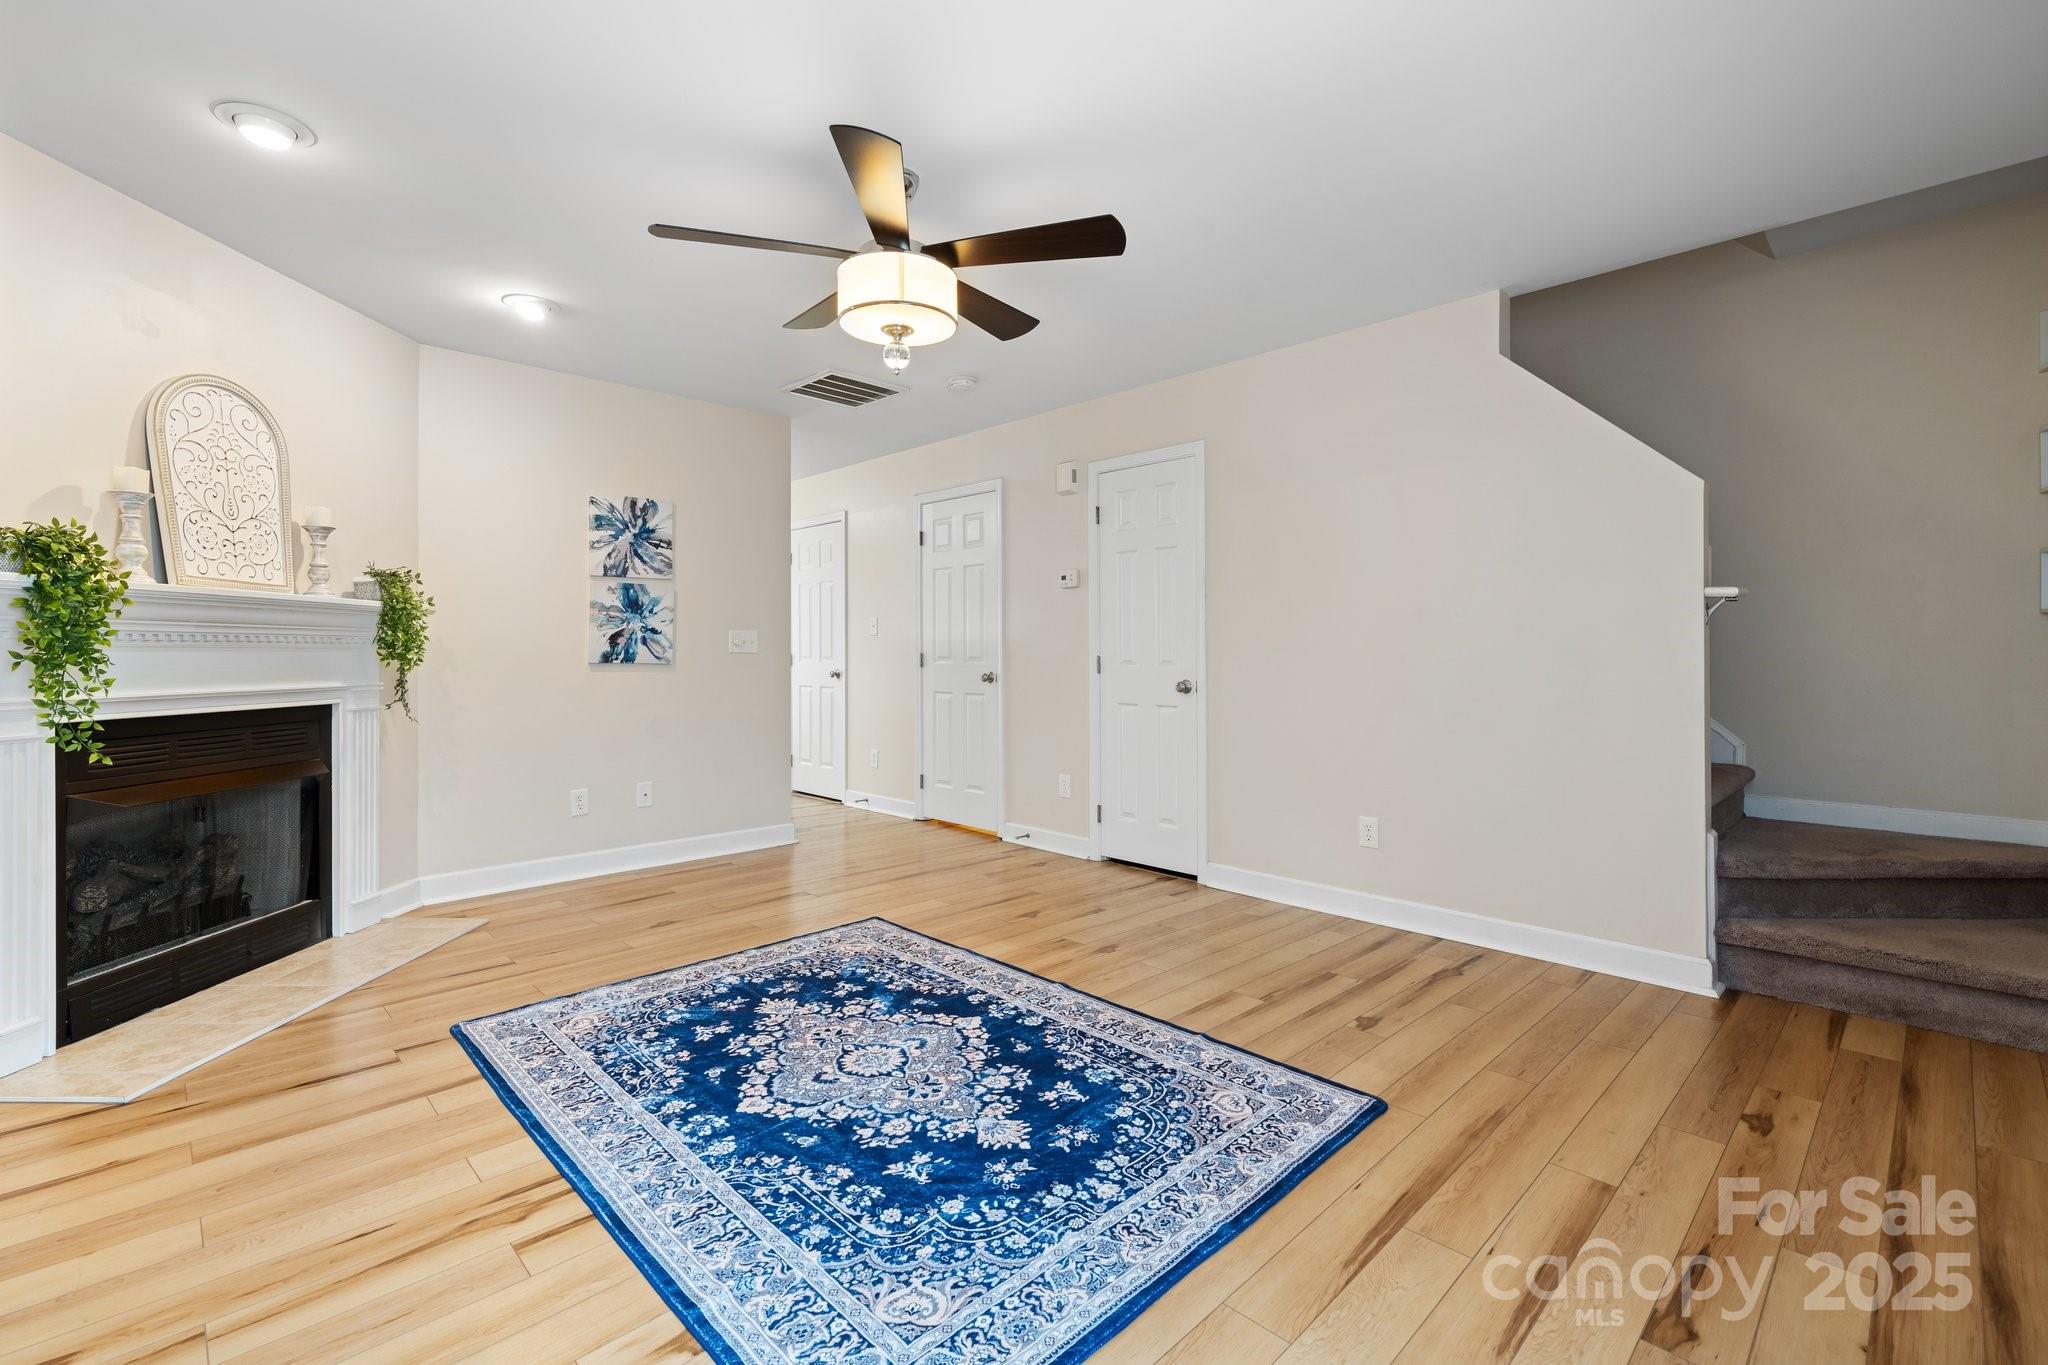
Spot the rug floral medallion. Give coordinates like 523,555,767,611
454,918,1385,1365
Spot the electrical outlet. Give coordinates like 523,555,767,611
1058,773,1072,799
635,780,654,808
1357,815,1379,849
570,788,590,817
868,616,879,636
868,748,880,769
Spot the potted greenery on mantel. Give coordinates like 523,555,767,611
0,519,132,764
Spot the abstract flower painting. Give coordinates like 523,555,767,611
589,580,675,664
589,495,675,578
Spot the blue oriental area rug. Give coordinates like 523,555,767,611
453,918,1385,1365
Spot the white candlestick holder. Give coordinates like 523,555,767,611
110,490,154,581
302,521,338,596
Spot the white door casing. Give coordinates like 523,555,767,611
1090,443,1205,874
916,481,1003,831
791,513,846,800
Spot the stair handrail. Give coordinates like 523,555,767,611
1705,586,1742,620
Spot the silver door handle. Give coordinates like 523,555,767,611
982,671,998,684
829,669,842,679
1175,679,1195,694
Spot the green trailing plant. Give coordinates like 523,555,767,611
364,564,433,720
0,519,131,764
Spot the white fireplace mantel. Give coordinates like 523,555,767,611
0,575,386,1078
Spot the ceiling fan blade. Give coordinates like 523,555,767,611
783,293,839,329
957,282,1039,341
648,224,851,259
922,215,1126,269
828,124,911,249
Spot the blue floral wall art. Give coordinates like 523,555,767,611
589,580,675,665
590,495,675,579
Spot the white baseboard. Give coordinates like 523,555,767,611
1744,794,2048,848
1199,862,1718,996
842,790,917,820
417,823,798,906
346,880,423,929
1000,823,1096,861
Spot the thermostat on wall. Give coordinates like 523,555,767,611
1057,569,1080,589
1054,461,1079,494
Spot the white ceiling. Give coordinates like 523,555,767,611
4,2,2044,478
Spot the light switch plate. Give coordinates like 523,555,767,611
728,629,759,654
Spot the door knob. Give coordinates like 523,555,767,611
981,671,998,684
829,669,842,679
1175,679,1195,694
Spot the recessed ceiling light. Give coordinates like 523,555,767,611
501,293,557,323
210,101,317,151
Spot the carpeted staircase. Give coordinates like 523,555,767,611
1713,763,2048,1049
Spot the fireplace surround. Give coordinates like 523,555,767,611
0,576,386,1078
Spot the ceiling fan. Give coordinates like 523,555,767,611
649,124,1126,376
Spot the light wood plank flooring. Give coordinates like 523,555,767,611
1,796,2039,1362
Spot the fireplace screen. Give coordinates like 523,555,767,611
65,778,316,981
56,706,331,1043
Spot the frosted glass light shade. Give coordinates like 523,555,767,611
836,251,958,346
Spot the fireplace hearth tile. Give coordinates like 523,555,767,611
0,915,481,1104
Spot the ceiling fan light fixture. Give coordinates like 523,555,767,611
835,250,957,349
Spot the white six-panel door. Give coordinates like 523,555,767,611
919,484,1002,831
1093,447,1203,874
791,514,846,800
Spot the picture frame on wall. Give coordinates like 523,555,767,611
589,495,674,579
145,374,295,592
588,494,675,664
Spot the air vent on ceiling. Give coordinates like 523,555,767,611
785,371,902,408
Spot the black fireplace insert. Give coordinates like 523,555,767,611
57,706,331,1043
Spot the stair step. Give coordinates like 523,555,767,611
1717,819,2048,918
1718,938,2048,1052
1710,764,1755,834
1717,916,2048,1001
1718,818,2048,880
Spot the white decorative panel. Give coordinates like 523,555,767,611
0,734,55,1074
963,563,987,661
147,375,295,592
963,692,987,794
931,692,955,787
931,568,954,660
1154,480,1180,527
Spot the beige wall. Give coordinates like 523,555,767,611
2,133,796,897
795,293,1710,961
415,348,791,880
0,133,423,887
1513,192,2048,823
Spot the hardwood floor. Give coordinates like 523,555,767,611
2,796,2040,1362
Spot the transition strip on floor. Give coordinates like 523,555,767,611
0,915,482,1104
